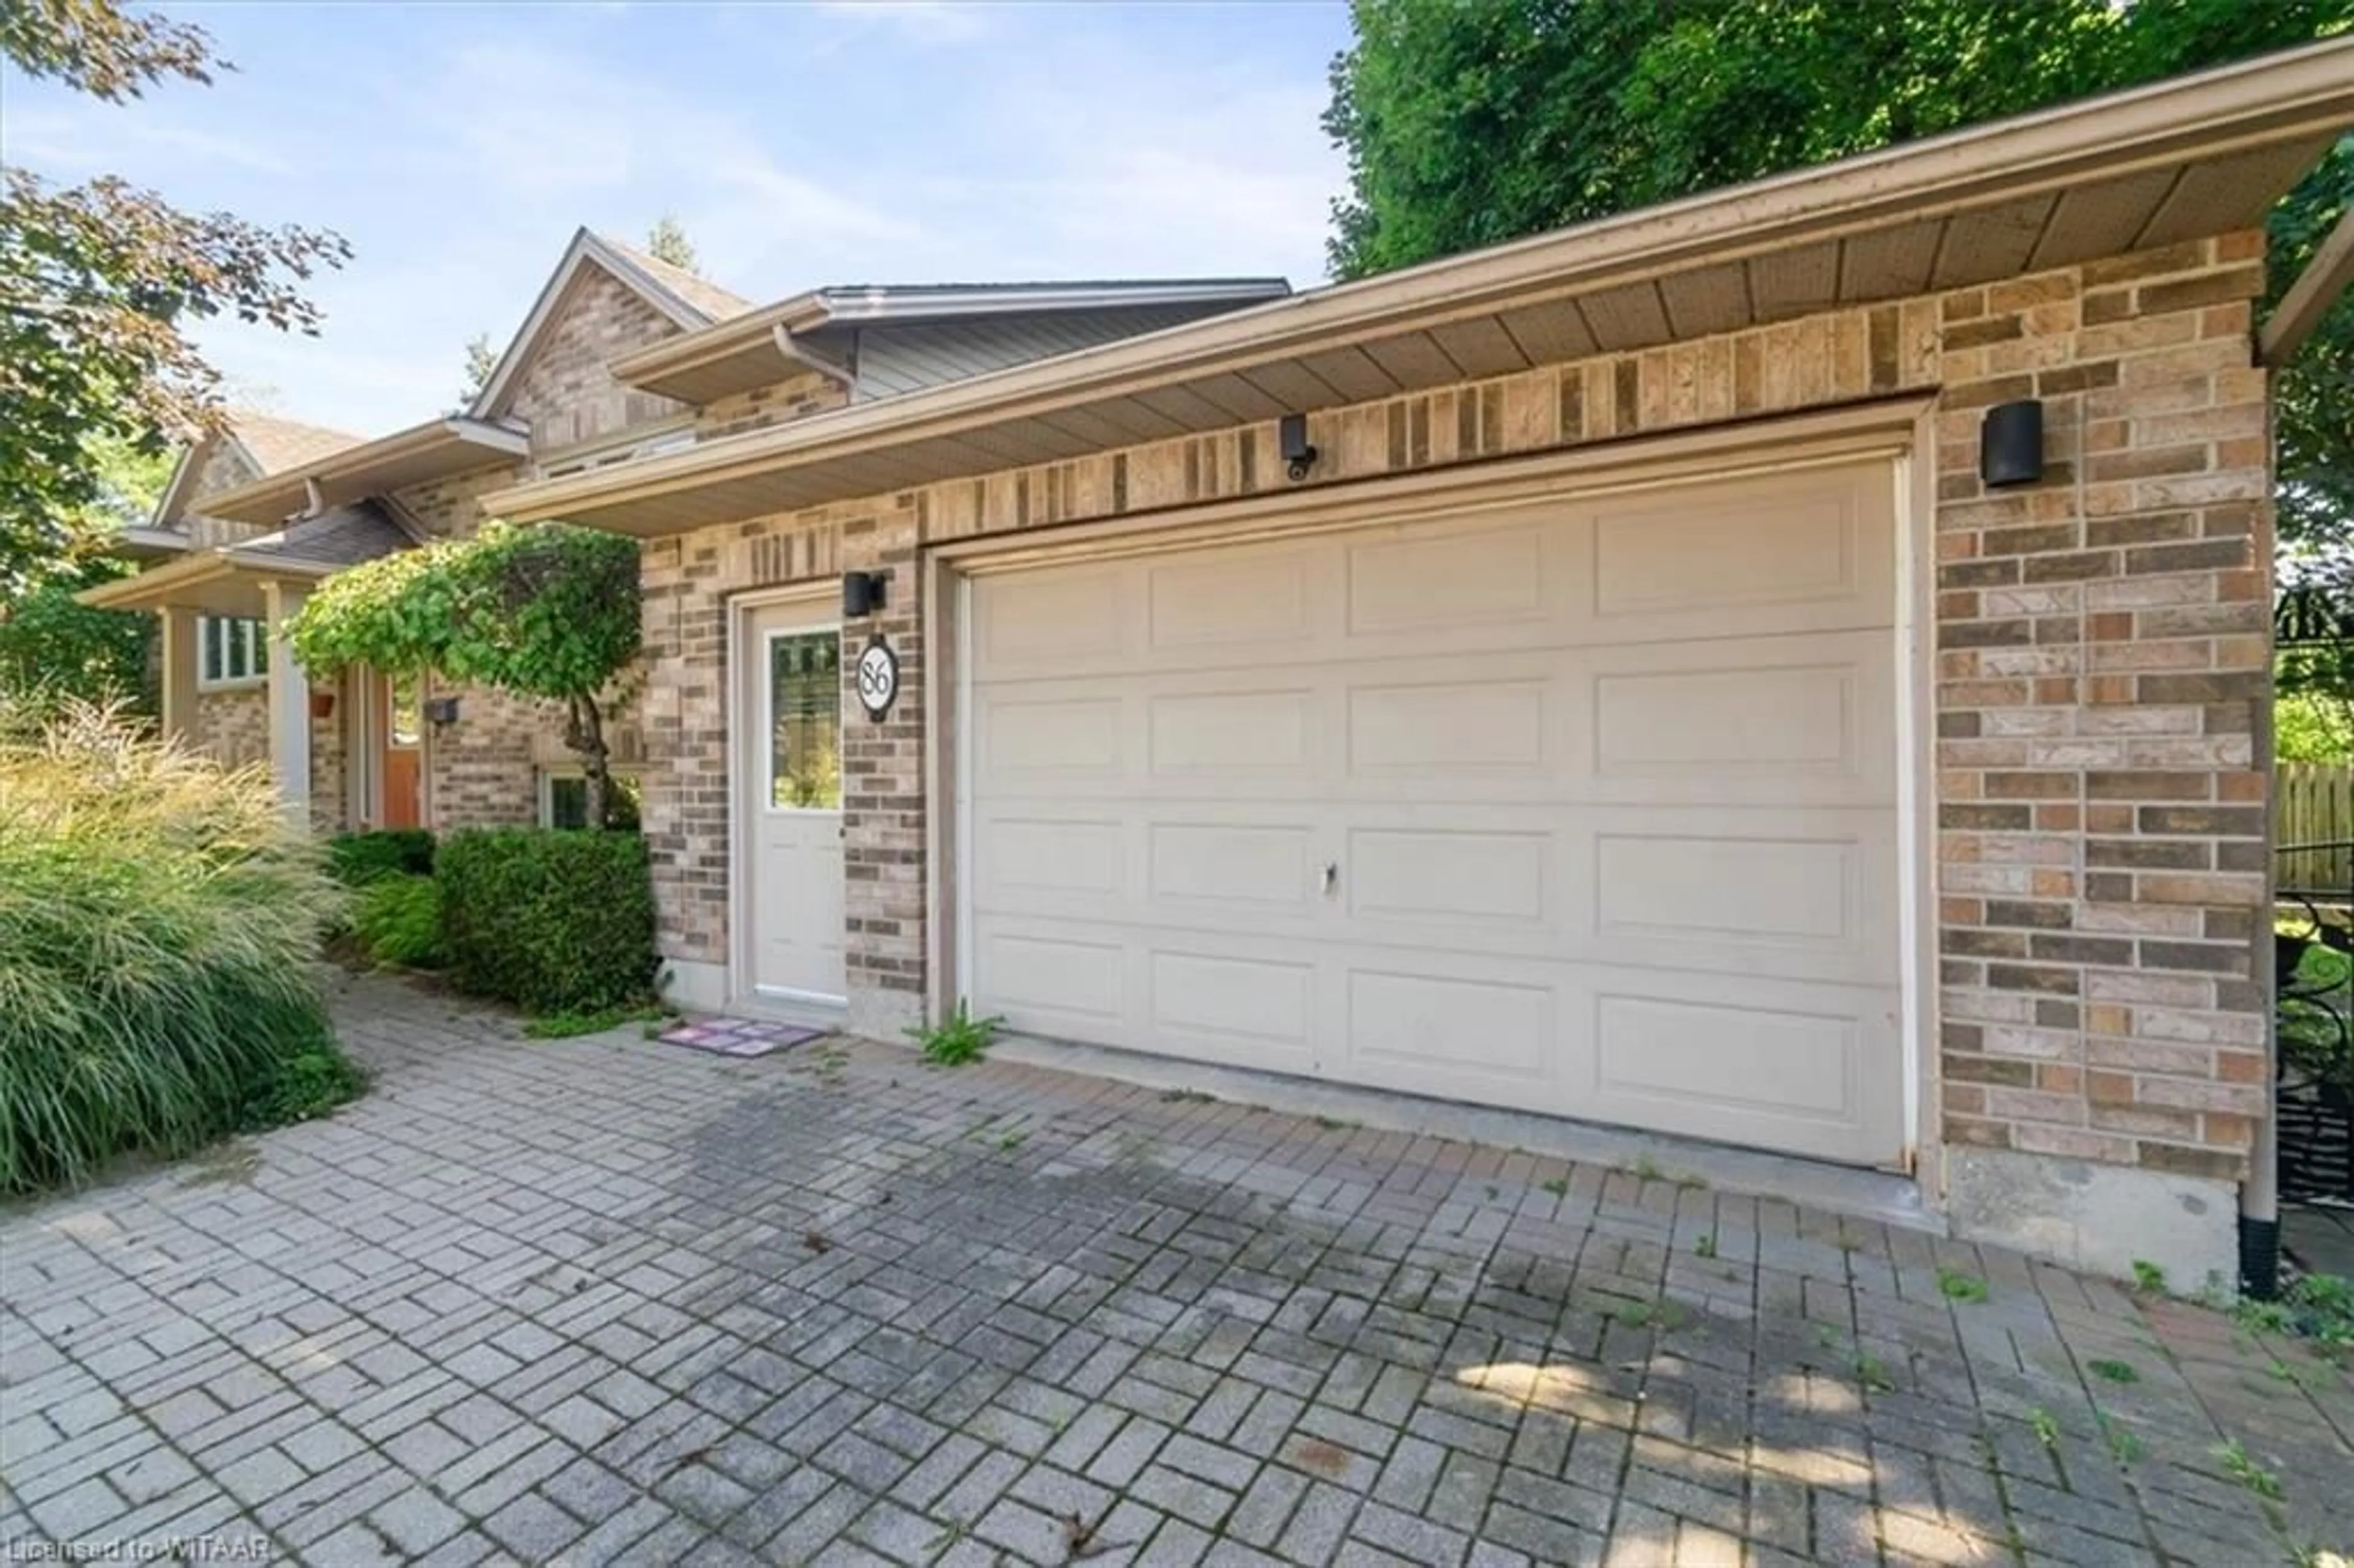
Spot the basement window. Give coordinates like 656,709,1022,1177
539,767,643,831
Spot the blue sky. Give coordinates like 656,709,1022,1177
1,1,1354,436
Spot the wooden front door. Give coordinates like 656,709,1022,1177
363,669,424,830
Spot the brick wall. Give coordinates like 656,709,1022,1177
641,235,2271,1201
501,268,687,452
192,686,267,767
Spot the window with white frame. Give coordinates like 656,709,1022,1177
197,616,266,687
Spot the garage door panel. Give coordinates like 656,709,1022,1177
1594,823,1878,956
1147,547,1317,651
980,928,1126,1033
976,563,1133,667
963,456,1909,1168
977,692,1126,779
1150,950,1318,1064
1348,679,1550,774
1345,826,1551,926
1589,465,1887,631
1343,967,1560,1094
1343,518,1553,634
1148,822,1315,911
978,816,1126,898
1584,976,1902,1163
1149,688,1317,775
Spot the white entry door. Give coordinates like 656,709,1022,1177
739,599,846,1003
961,459,1907,1167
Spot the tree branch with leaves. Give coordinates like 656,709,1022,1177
286,523,644,828
0,0,349,592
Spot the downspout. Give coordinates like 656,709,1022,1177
2241,634,2280,1301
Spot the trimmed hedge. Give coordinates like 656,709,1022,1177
438,829,657,1014
327,829,435,886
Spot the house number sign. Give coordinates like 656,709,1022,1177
855,633,899,723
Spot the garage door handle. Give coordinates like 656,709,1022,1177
1322,862,1339,896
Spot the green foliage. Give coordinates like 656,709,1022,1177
2216,1436,2284,1499
459,331,498,406
908,997,1003,1066
351,874,443,970
645,215,699,273
2232,1271,2354,1347
436,828,658,1015
2088,1358,2139,1384
288,521,642,828
0,436,168,707
0,701,358,1190
326,829,435,886
242,1045,365,1130
0,2,347,590
2028,1407,2061,1450
0,558,153,707
2276,687,2354,762
2131,1259,2169,1295
1938,1267,1990,1303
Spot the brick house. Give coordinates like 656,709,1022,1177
461,45,2354,1285
88,231,1288,836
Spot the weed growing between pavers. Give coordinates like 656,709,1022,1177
908,998,1002,1065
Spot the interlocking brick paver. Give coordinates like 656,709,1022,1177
0,974,2341,1568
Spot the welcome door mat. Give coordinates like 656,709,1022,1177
658,1018,831,1057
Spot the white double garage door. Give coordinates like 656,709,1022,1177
959,458,1908,1167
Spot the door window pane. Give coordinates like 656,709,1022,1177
768,631,841,809
388,673,422,747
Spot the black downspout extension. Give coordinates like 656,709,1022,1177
2241,1213,2281,1301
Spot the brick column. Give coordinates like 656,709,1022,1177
1930,235,2271,1285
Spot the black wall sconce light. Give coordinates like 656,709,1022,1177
842,569,888,618
1279,413,1319,483
1979,399,2045,488
422,695,462,728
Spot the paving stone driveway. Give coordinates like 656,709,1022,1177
3,974,2348,1567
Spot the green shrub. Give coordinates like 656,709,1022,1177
327,829,435,886
352,873,443,969
438,828,657,1014
0,702,363,1192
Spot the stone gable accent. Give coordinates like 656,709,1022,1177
641,235,2271,1220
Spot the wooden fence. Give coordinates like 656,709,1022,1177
2279,762,2354,894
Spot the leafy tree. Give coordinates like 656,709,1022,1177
458,331,498,405
0,0,348,592
286,523,642,829
0,435,170,710
645,214,699,275
1326,2,2349,281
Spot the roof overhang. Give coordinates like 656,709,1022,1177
115,525,192,561
495,39,2354,538
76,546,337,618
198,417,529,526
612,279,1294,405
